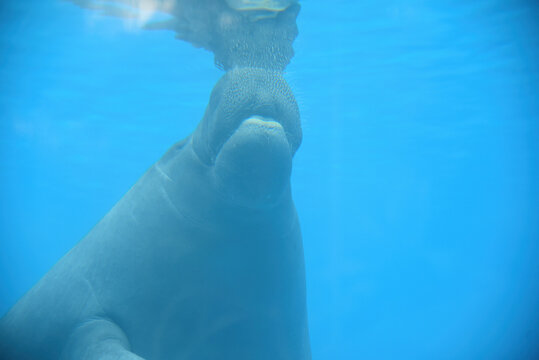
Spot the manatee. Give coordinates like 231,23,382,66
0,68,311,360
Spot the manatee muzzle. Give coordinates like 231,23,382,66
192,68,301,208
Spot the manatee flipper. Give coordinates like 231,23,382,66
61,318,144,360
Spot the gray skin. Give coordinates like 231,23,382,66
0,68,311,360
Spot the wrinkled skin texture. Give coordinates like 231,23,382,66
0,68,311,360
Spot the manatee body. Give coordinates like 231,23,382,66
0,68,311,360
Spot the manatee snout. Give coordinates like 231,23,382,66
192,67,301,208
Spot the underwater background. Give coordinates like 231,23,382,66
1,0,538,359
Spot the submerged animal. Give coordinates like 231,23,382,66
0,67,311,359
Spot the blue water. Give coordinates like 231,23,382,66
1,1,538,359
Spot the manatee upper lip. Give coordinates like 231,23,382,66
215,113,295,158
240,116,286,131
193,68,302,166
216,96,301,156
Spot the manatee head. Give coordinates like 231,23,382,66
192,67,301,208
